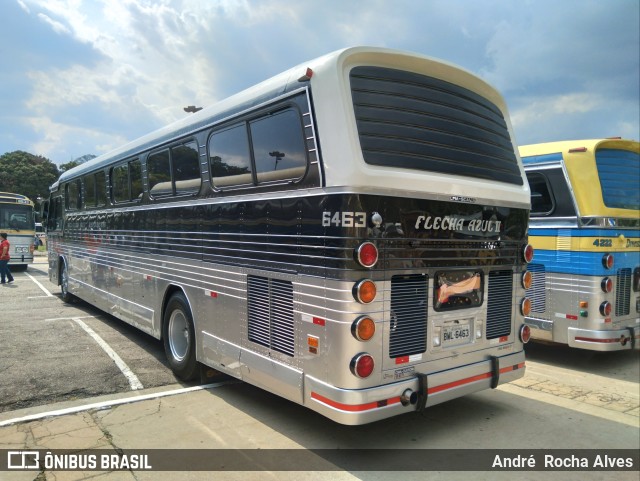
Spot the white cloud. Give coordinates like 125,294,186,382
511,93,603,129
26,115,129,160
37,12,71,35
6,0,638,162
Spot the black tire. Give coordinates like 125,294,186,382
162,292,198,381
60,260,73,303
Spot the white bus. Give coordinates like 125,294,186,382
0,192,36,269
44,47,533,425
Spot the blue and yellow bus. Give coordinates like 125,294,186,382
520,138,640,351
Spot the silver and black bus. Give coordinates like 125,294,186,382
44,47,533,425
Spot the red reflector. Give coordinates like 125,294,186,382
355,242,378,268
523,244,534,263
395,356,409,365
520,325,531,344
600,302,612,317
351,353,375,378
601,277,613,293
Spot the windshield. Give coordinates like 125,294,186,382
0,204,35,231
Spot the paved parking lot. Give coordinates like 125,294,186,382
0,257,638,480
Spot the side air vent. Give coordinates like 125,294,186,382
487,270,513,339
247,276,294,356
389,274,427,358
616,268,631,317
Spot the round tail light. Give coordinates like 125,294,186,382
353,279,377,304
350,353,375,378
602,254,614,270
601,277,613,293
599,301,612,317
520,324,531,344
522,271,533,289
352,316,376,341
355,242,378,268
521,297,532,316
523,244,534,263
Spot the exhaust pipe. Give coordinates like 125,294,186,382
400,389,418,406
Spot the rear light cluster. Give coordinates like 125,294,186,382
602,254,614,270
600,301,612,317
520,244,533,331
350,241,379,378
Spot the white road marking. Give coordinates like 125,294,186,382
44,315,96,322
25,272,55,297
0,382,234,427
72,317,144,391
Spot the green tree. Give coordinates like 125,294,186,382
0,151,60,209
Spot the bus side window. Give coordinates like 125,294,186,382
148,150,172,197
171,141,201,195
48,196,63,231
250,108,307,184
111,160,142,203
65,180,81,211
112,164,129,203
96,171,107,207
84,173,96,208
209,124,253,188
526,172,555,215
130,160,143,199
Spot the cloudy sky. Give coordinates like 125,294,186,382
1,0,638,165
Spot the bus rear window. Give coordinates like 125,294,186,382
350,66,522,185
596,148,640,210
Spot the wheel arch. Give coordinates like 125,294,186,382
159,284,194,340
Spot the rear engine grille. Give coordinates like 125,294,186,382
486,270,513,339
247,276,294,356
350,66,522,185
616,268,631,316
526,263,546,313
389,274,427,358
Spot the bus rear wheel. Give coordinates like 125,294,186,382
162,292,198,381
60,260,73,303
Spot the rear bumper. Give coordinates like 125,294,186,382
568,325,640,351
305,351,525,425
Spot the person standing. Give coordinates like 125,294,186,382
0,233,14,284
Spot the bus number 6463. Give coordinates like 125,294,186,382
322,211,367,228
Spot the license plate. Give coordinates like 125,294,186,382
442,323,471,347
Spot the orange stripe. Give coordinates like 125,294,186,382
310,392,401,412
311,363,525,412
575,336,626,344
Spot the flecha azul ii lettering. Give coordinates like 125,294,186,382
414,215,502,233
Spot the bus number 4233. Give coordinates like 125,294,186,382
322,211,367,228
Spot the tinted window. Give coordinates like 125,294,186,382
526,172,555,215
84,174,96,208
172,142,201,194
130,160,143,199
209,124,252,187
66,180,81,210
250,109,307,183
95,171,107,206
148,150,172,196
112,164,129,203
